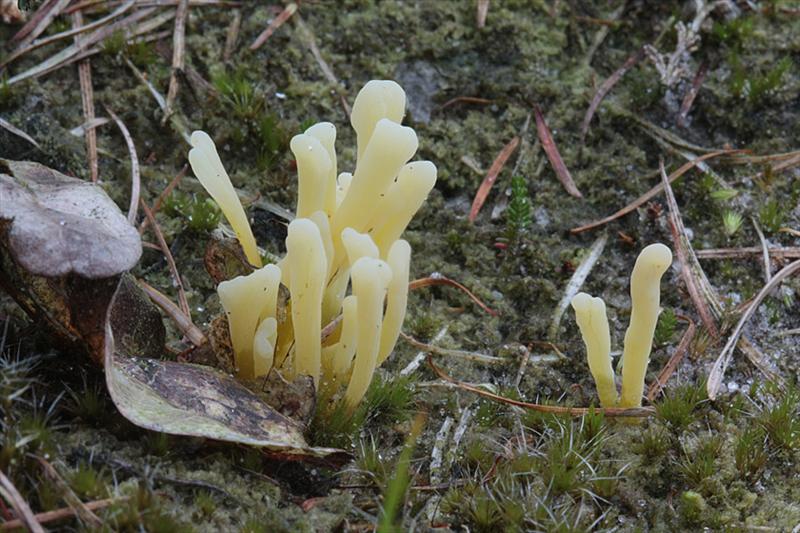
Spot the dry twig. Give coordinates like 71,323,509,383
570,149,738,233
0,471,43,533
35,456,103,529
0,498,119,531
140,201,191,317
580,48,643,141
427,355,655,417
72,9,99,183
646,319,696,401
138,279,206,346
409,274,497,316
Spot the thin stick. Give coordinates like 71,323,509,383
440,96,492,109
35,456,103,529
223,8,241,60
8,0,70,48
138,279,207,347
548,232,607,340
646,319,696,401
401,333,506,365
571,149,739,234
752,218,772,283
140,201,191,317
249,2,297,50
0,471,43,533
534,104,582,198
468,136,520,222
409,274,497,316
293,13,350,117
661,160,721,337
707,258,800,400
105,107,140,224
677,61,707,128
72,10,99,183
476,0,489,28
695,247,800,260
0,498,120,531
580,48,643,141
164,0,189,124
427,355,655,417
139,164,188,234
2,1,135,68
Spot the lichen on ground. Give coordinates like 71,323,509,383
1,1,800,531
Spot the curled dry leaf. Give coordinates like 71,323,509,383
0,159,149,364
0,159,141,278
105,281,345,464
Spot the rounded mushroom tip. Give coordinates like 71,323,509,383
571,292,593,312
640,243,673,272
190,130,213,148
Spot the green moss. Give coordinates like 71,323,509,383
656,382,706,431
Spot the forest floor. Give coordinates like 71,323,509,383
1,1,800,531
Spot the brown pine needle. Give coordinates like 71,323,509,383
0,498,120,531
9,0,70,48
570,149,740,234
35,456,103,529
677,61,707,128
140,201,191,318
409,275,497,316
647,318,696,402
249,2,297,51
440,96,492,110
661,160,721,338
138,279,206,347
695,246,800,260
468,136,520,222
534,104,582,198
580,48,643,142
139,164,188,235
427,355,655,418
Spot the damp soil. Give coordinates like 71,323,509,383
1,1,800,531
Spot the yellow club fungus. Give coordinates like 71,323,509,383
571,243,673,409
188,80,437,409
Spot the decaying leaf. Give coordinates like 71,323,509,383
0,159,141,278
204,234,254,284
1,0,24,24
105,282,346,464
0,159,150,364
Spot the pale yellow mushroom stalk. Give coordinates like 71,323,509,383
217,264,281,379
188,131,262,267
619,243,673,408
571,292,616,408
344,257,392,409
378,239,411,365
286,218,328,386
253,317,278,378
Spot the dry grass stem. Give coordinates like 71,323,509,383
0,498,120,531
163,0,190,124
409,274,497,316
35,456,103,529
581,48,643,141
105,106,140,224
647,318,696,402
72,9,99,183
0,117,41,150
138,279,207,347
0,471,43,533
708,258,800,399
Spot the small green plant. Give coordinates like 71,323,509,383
656,382,706,430
759,198,786,233
722,210,744,236
635,426,671,460
377,415,425,531
757,382,800,452
709,188,739,202
654,307,678,345
710,16,754,50
164,192,222,232
506,175,532,240
213,69,263,121
730,54,792,105
679,435,722,487
734,426,769,481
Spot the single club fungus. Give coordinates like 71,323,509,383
571,243,673,409
189,80,437,409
